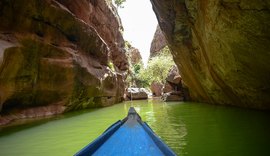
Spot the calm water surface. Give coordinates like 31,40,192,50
0,99,270,156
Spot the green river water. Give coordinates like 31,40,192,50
0,99,270,156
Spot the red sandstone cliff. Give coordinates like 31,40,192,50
0,0,128,125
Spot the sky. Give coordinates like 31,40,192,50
117,0,158,66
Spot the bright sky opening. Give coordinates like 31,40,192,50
118,0,158,66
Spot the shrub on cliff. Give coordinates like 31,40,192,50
127,46,175,88
113,0,126,8
139,46,175,86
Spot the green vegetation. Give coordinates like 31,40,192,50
108,61,115,71
125,40,132,49
127,61,147,87
128,46,175,88
114,0,126,8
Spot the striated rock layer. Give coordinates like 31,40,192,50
0,0,128,124
151,0,270,109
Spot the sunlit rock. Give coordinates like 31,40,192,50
150,82,163,97
126,88,148,100
126,46,142,65
150,25,167,57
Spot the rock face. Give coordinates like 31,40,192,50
126,88,148,100
162,92,184,102
150,25,167,57
126,47,142,65
162,66,185,101
151,0,270,109
0,0,128,124
150,82,163,97
56,0,128,71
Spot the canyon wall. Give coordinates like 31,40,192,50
0,0,128,124
149,25,167,58
150,25,167,58
126,47,142,66
151,0,270,109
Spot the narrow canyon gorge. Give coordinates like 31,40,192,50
1,0,270,126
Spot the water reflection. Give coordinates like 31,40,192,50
0,100,270,156
124,99,188,155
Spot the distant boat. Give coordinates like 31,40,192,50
74,107,176,156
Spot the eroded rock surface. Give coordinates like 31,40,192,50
151,0,270,109
0,0,128,124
